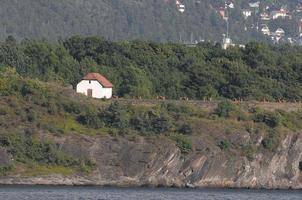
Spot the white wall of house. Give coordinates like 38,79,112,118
76,80,112,99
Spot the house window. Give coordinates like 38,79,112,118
89,80,91,84
299,161,302,171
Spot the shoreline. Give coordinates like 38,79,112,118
0,181,302,191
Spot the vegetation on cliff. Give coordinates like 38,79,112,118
1,67,302,176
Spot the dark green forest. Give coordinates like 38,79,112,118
0,0,246,42
0,0,299,43
1,36,302,101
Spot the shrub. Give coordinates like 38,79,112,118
77,110,104,129
261,136,274,150
218,139,230,150
102,102,130,129
79,160,96,174
26,108,37,122
178,123,193,135
253,112,282,128
215,101,237,118
60,98,87,114
242,144,257,161
0,133,81,167
172,136,192,153
277,110,302,131
151,114,172,134
261,130,280,151
0,166,13,176
166,103,193,114
131,109,173,135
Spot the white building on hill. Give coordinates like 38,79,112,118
76,72,113,99
176,0,185,13
275,28,285,37
242,9,252,19
261,25,270,35
270,10,287,19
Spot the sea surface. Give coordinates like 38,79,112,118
0,186,301,200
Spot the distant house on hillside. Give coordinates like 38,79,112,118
76,72,113,99
269,9,289,20
261,25,270,35
242,9,252,19
275,28,285,37
260,12,270,20
176,0,185,13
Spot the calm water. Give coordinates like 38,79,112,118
0,186,301,200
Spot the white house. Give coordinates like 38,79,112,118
275,28,285,37
76,72,113,99
222,35,235,50
176,0,185,13
242,9,252,19
261,25,270,35
270,10,287,19
260,12,270,20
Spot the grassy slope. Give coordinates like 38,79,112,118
1,68,302,177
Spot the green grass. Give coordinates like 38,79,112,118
22,164,74,177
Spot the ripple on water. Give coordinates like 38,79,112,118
0,186,301,200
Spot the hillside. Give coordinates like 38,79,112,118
1,68,302,188
0,0,300,43
0,0,301,44
2,36,302,101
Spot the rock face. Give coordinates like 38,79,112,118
0,148,11,167
1,134,302,189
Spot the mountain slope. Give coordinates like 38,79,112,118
1,69,302,189
0,0,262,42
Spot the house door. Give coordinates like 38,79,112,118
87,89,93,97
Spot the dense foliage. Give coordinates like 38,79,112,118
1,0,297,42
1,36,302,101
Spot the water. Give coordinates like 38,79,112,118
0,186,301,200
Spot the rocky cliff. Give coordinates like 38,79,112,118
1,133,301,189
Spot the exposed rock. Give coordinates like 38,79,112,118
0,148,11,167
1,134,302,189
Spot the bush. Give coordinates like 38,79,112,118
131,109,173,135
242,144,257,161
151,114,172,134
261,130,280,151
0,133,81,167
166,103,193,114
253,112,282,128
61,100,84,114
215,101,237,118
178,123,193,135
26,108,37,122
277,110,302,131
218,139,230,150
172,136,192,153
102,102,130,129
0,166,13,176
262,136,274,150
77,110,104,129
80,160,96,174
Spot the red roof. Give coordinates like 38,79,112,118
83,73,113,88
